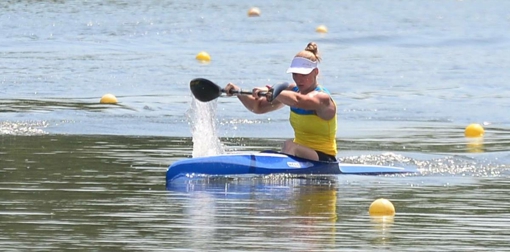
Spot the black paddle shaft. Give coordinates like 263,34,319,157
189,78,288,102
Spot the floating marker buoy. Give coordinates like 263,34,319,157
247,7,260,17
315,25,328,33
195,51,211,62
100,94,118,104
369,198,395,216
464,123,484,137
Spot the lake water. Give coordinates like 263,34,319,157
2,0,510,251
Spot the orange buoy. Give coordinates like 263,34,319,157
195,51,211,62
247,7,261,17
464,123,484,137
100,94,118,104
316,25,328,33
369,198,395,216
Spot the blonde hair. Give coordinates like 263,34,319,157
295,42,321,62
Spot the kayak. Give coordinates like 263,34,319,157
175,79,416,184
166,151,416,184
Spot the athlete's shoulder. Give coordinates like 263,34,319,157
315,85,331,95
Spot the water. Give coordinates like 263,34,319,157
2,0,510,251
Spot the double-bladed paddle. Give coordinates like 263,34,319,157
190,78,290,102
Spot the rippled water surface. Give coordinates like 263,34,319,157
2,0,510,251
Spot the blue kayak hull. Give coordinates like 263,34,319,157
166,152,415,184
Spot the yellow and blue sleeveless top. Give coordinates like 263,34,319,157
289,85,337,156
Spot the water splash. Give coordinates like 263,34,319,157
187,98,225,157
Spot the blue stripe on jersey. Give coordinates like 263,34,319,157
290,85,331,115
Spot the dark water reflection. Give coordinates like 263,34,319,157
2,134,510,250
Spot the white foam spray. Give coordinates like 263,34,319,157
188,97,225,157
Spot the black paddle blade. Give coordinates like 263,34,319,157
267,82,290,102
190,78,223,102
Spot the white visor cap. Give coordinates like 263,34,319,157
286,57,318,75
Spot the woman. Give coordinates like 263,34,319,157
224,42,337,161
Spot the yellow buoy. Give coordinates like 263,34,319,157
247,7,260,17
316,25,328,33
369,198,395,216
195,51,211,62
100,94,118,104
464,123,484,137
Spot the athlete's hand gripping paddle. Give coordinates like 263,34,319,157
189,78,289,102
